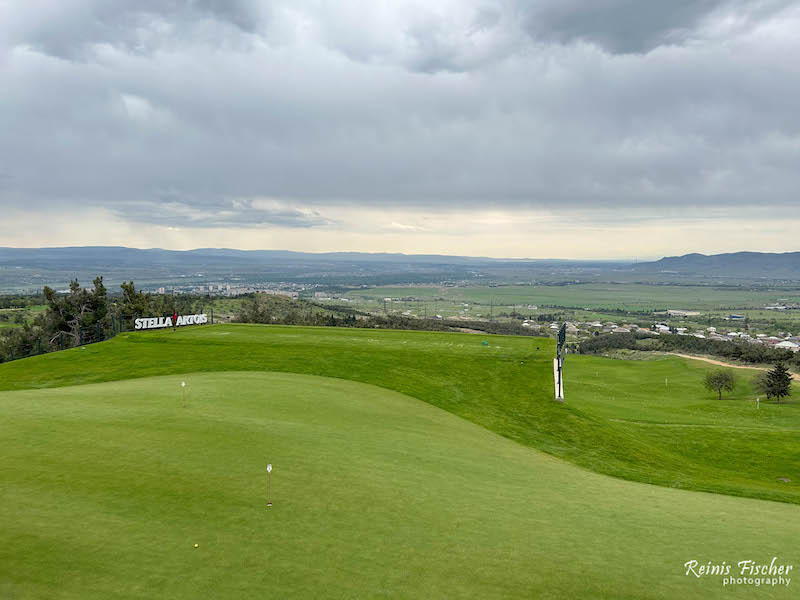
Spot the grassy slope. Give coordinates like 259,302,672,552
1,372,798,599
0,324,798,505
567,355,799,502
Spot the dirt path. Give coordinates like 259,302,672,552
669,353,800,381
452,327,485,334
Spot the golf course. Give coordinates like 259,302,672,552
1,324,798,598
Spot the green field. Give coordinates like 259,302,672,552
1,325,798,598
0,325,797,503
347,283,800,310
342,284,800,330
567,354,799,500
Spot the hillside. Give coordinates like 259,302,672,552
1,324,797,505
2,326,798,599
633,251,800,279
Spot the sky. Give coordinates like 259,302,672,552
1,0,799,259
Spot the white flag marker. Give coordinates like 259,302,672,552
266,464,273,507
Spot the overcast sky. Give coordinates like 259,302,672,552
1,0,799,259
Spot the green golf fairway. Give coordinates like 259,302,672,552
1,324,797,504
566,354,800,503
1,371,797,599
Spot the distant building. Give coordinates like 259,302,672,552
262,290,298,299
668,309,702,317
775,341,800,352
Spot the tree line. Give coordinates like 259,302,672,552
0,295,45,309
579,332,800,371
233,296,543,337
0,279,212,362
703,363,792,403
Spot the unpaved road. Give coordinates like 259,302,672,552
669,353,800,381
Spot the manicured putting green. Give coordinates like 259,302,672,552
1,372,797,599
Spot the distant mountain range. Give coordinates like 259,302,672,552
0,246,626,293
0,247,798,292
0,246,618,267
632,252,800,279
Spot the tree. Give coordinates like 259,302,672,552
119,281,150,316
89,276,108,325
39,280,95,347
765,362,793,403
703,369,737,400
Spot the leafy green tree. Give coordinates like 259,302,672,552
703,369,737,400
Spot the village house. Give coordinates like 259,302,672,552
775,341,800,352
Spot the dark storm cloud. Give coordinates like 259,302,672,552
1,0,799,230
4,0,265,60
520,0,794,54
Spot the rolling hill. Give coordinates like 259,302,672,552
633,251,800,279
1,325,798,598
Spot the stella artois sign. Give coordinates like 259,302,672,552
134,313,208,330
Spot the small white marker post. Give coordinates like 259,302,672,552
181,381,186,408
756,397,760,410
665,378,668,386
266,464,273,507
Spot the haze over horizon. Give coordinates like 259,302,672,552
3,244,800,265
2,1,799,258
